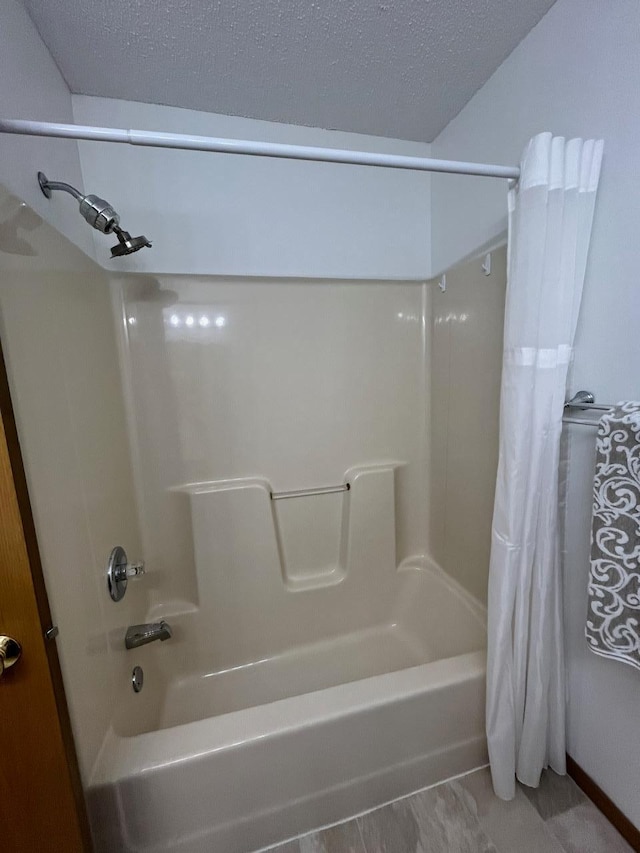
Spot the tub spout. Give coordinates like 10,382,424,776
125,621,172,650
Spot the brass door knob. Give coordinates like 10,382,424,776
0,636,21,677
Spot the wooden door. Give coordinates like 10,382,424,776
0,343,91,851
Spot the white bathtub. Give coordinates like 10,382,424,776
87,562,487,853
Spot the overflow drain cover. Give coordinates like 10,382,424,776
132,665,144,693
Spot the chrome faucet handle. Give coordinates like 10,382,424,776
107,546,145,602
120,561,145,579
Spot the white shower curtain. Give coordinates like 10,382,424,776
487,132,603,800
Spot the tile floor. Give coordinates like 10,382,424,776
268,767,634,853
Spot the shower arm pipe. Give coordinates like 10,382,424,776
0,119,520,180
38,177,83,200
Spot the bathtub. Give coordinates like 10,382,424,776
87,561,487,853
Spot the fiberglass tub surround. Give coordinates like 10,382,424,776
0,190,502,853
81,265,500,852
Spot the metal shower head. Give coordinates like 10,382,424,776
37,172,151,258
110,227,152,257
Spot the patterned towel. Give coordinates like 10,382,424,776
586,402,640,671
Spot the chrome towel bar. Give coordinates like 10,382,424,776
563,390,614,427
270,483,350,500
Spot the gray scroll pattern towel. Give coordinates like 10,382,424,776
586,402,640,671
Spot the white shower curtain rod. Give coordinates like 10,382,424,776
0,118,520,180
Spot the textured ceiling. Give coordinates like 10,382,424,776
22,0,556,141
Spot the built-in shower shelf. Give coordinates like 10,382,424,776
170,477,271,496
282,566,347,592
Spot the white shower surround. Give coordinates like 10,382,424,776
76,268,494,851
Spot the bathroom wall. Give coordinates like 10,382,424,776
0,0,93,258
429,247,506,603
429,0,640,827
72,95,432,280
0,185,144,783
